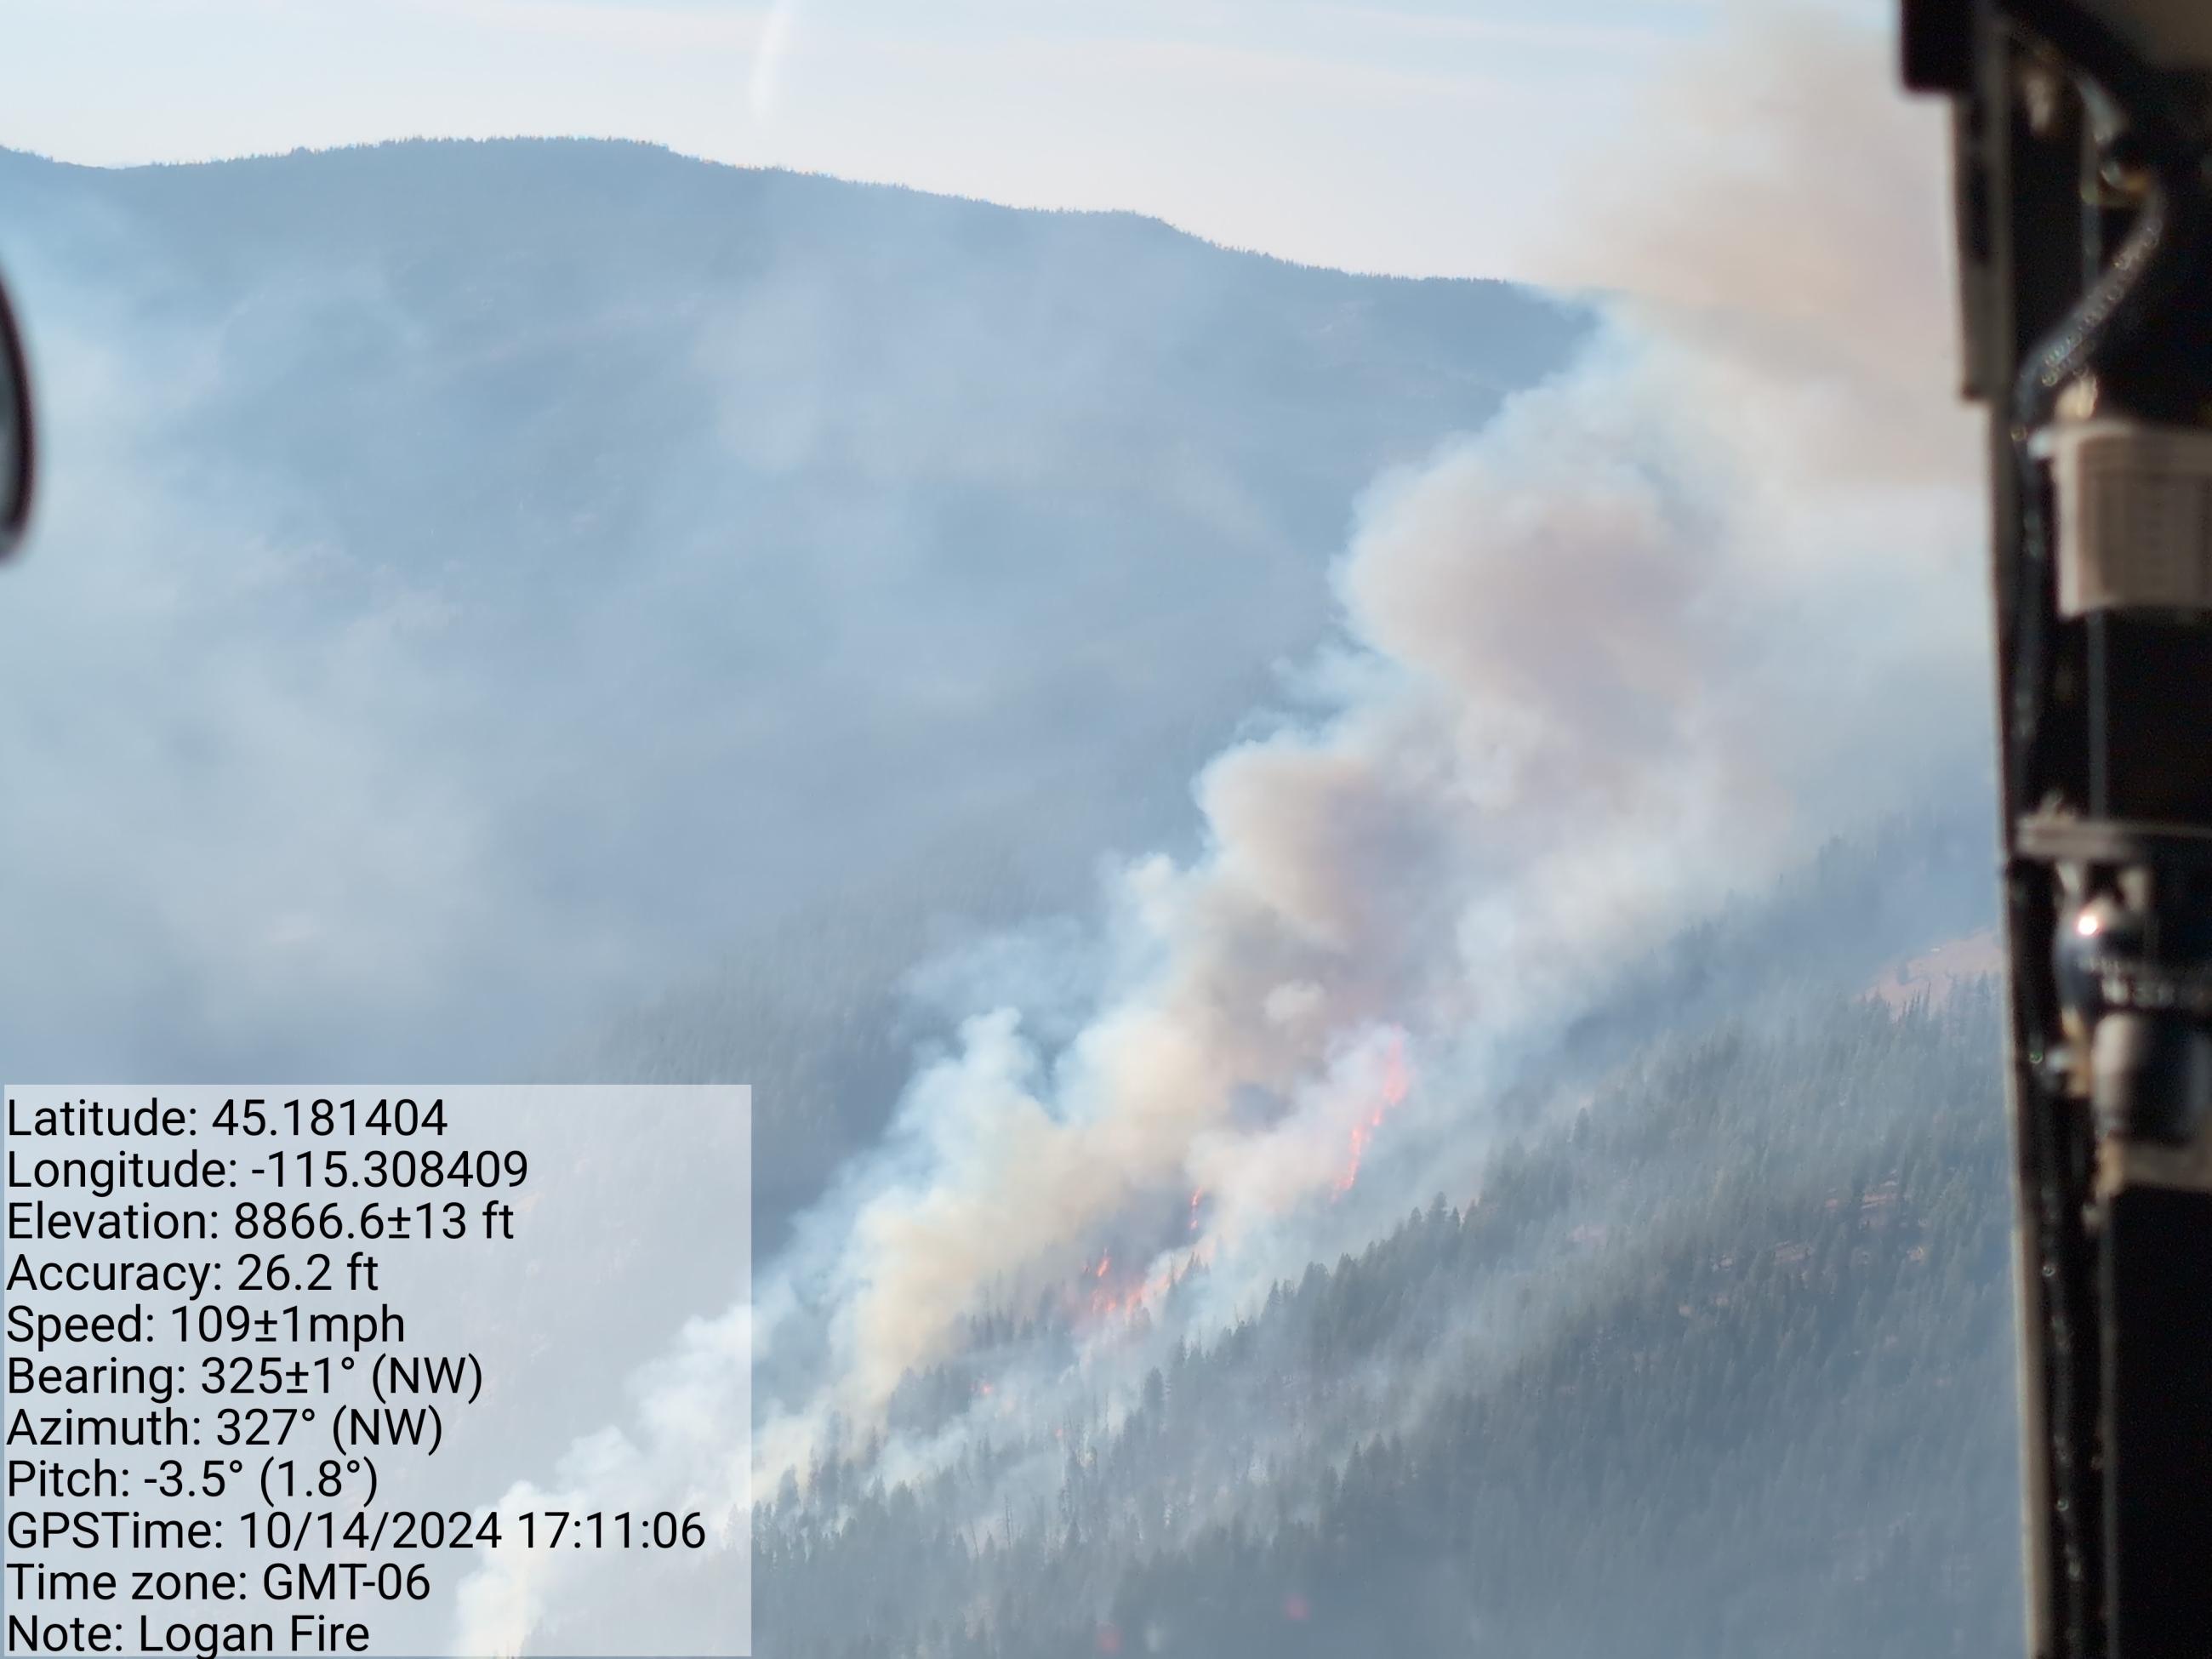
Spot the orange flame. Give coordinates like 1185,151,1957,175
1332,1032,1410,1199
1080,1247,1199,1325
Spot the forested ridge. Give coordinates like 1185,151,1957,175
0,138,2008,1658
754,984,2019,1657
0,138,1581,1095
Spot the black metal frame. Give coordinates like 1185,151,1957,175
0,268,31,560
1907,3,2212,1655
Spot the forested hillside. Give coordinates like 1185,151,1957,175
0,138,2014,1659
0,138,1580,1216
754,981,2019,1658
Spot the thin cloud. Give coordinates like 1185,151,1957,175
749,0,802,124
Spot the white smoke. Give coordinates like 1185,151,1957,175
448,6,1989,1650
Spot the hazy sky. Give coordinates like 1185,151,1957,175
0,0,1727,277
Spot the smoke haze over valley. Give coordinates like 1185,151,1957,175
0,9,2024,1653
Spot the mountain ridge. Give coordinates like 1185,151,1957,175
0,135,1555,287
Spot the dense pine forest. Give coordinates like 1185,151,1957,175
754,985,2019,1658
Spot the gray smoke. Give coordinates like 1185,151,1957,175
452,6,1992,1650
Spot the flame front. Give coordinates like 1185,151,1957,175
1332,1031,1410,1198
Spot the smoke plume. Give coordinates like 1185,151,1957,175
451,5,1991,1650
772,2,1985,1417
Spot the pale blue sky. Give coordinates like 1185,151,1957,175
0,0,1720,276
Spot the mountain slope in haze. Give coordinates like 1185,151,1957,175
0,139,2023,1657
0,140,1584,1215
754,899,2019,1659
